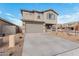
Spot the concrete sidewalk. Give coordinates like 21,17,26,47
22,33,79,56
57,47,79,56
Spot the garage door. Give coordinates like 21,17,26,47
25,22,44,33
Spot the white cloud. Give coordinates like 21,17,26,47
5,13,15,18
6,16,22,26
58,6,79,24
2,12,22,26
58,12,79,24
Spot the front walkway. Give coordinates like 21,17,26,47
22,33,79,56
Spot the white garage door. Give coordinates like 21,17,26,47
25,22,44,33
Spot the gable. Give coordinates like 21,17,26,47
43,9,59,15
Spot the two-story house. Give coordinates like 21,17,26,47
21,9,58,33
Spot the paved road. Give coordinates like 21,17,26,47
22,33,79,56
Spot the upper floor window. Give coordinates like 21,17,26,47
37,15,41,19
47,13,55,20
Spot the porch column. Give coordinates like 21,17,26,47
74,23,78,36
9,35,15,48
23,22,26,34
56,24,58,34
43,23,46,32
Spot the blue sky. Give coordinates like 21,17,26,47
0,3,79,26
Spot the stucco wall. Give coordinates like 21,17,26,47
34,12,44,21
22,12,34,20
0,25,16,36
44,11,57,24
22,10,57,24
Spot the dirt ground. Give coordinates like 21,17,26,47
51,31,79,43
0,33,24,56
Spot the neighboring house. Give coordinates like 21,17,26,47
62,22,79,31
57,24,62,29
21,9,58,33
0,17,23,56
0,17,21,36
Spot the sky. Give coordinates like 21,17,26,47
0,3,79,26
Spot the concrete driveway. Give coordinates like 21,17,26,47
22,33,79,56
